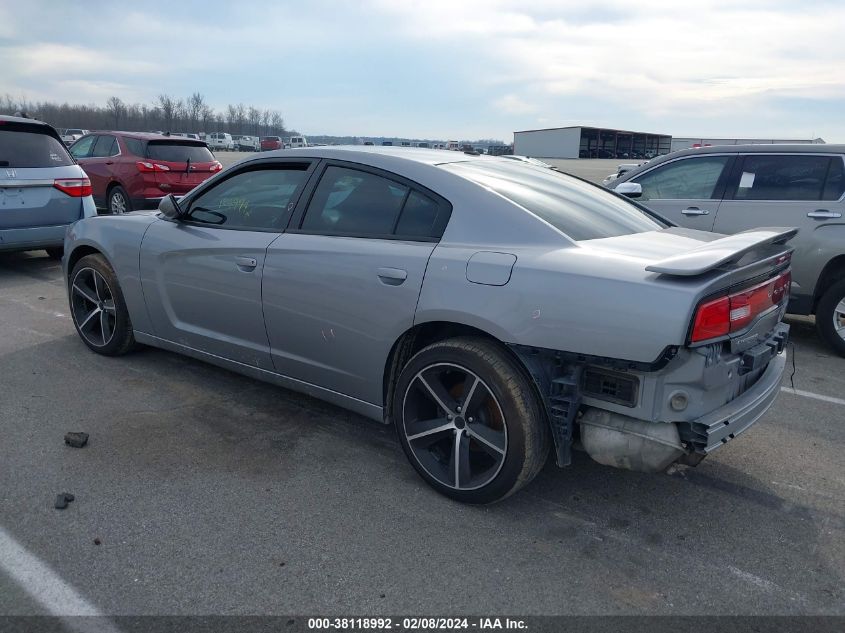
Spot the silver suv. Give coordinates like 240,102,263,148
0,115,97,258
612,145,845,355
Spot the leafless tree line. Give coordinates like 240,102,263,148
1,93,290,137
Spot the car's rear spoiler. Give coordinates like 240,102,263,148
646,227,798,276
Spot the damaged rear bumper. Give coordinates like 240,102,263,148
678,348,786,453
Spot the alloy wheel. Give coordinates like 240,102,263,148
70,267,117,347
402,362,507,491
110,190,127,214
834,298,845,343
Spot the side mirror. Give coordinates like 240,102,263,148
158,194,184,220
615,182,643,199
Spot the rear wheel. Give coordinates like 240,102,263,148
816,278,845,356
69,254,136,356
393,337,549,504
107,185,131,215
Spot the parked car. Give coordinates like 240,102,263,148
69,131,222,214
260,136,282,151
289,136,307,148
63,147,792,503
234,135,260,151
61,128,89,146
0,114,95,258
612,144,845,354
602,162,648,186
207,132,234,152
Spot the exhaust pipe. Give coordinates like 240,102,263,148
579,408,684,473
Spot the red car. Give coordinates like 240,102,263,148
69,132,223,214
260,136,282,151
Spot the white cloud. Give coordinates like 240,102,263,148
493,94,537,115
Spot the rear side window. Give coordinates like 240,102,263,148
444,161,663,241
633,156,731,200
734,155,832,201
123,138,145,157
823,158,844,200
395,191,443,238
146,142,214,163
302,166,409,236
188,166,309,231
0,123,74,168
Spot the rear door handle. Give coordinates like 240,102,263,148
235,256,258,271
377,267,407,285
807,210,842,219
681,207,710,216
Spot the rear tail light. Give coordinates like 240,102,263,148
136,161,171,172
690,270,791,343
53,177,92,197
210,161,223,172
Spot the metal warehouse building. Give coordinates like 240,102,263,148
513,126,672,159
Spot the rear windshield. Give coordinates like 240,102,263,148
443,161,665,241
264,137,280,141
146,142,214,163
0,123,74,168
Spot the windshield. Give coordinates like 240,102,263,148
146,142,215,163
0,123,74,168
443,161,665,241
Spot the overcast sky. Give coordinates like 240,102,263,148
2,0,843,141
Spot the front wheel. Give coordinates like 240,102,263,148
816,278,845,356
393,337,549,504
69,254,137,356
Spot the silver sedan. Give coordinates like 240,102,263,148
63,147,793,503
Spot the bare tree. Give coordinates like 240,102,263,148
200,104,214,133
248,106,261,136
157,94,176,132
270,111,284,136
105,96,125,128
261,109,271,136
235,103,246,135
188,92,205,133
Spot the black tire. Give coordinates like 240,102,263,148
107,185,131,215
393,337,549,504
816,278,845,357
69,253,137,356
45,247,64,260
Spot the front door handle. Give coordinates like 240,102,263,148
235,256,258,271
377,267,407,286
681,207,710,216
807,209,842,219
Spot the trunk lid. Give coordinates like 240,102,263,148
579,226,796,352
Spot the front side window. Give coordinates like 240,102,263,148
633,156,731,201
734,154,833,201
187,166,309,231
69,136,96,160
301,166,409,236
443,161,664,241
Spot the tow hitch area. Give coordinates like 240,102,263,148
739,323,789,375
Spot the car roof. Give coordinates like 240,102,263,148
0,114,54,127
618,143,845,181
91,130,206,142
262,145,483,166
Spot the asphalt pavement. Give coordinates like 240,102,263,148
0,245,843,617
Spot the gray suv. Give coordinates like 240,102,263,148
612,144,845,355
0,114,97,258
